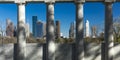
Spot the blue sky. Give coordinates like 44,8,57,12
0,2,119,37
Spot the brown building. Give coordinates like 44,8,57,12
55,20,60,39
6,21,14,37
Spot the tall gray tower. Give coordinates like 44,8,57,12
55,20,60,39
85,20,90,37
91,26,97,38
69,22,75,38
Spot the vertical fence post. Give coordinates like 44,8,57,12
43,2,55,60
73,2,84,60
14,3,26,60
101,42,105,60
104,2,114,60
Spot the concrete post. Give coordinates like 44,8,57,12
104,2,114,60
101,42,105,60
73,3,84,60
15,3,26,60
43,3,55,60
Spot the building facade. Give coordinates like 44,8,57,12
55,20,60,39
32,16,38,37
85,20,90,37
43,23,46,37
69,22,75,38
6,19,14,37
91,26,97,38
36,21,44,38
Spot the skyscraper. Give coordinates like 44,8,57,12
32,16,37,37
91,26,97,38
36,20,44,38
85,20,90,37
43,23,46,37
6,18,11,27
6,19,14,37
69,22,75,38
55,20,60,39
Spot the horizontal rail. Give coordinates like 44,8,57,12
0,0,119,3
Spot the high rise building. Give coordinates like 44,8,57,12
25,23,30,37
6,19,14,37
85,20,90,37
6,18,11,27
36,21,44,38
69,22,75,38
43,23,46,37
32,16,37,37
55,20,60,39
91,26,97,38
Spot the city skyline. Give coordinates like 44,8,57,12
0,3,120,37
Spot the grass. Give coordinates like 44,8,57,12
0,36,120,44
0,37,46,44
0,37,74,44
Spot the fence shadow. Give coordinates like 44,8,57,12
25,43,43,60
55,43,72,60
0,42,120,60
